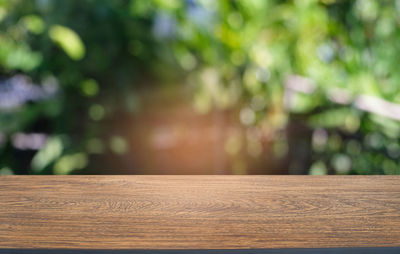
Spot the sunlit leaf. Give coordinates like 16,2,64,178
31,137,63,172
49,25,85,60
21,15,45,34
54,153,88,175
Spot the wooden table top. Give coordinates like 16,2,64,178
0,176,399,249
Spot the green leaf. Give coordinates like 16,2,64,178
31,137,63,172
49,25,85,60
21,15,45,34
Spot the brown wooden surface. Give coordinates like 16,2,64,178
0,176,399,249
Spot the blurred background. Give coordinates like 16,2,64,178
1,0,400,175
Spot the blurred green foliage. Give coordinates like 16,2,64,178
1,0,400,175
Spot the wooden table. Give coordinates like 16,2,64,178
0,176,399,250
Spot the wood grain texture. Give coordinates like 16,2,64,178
0,176,399,249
